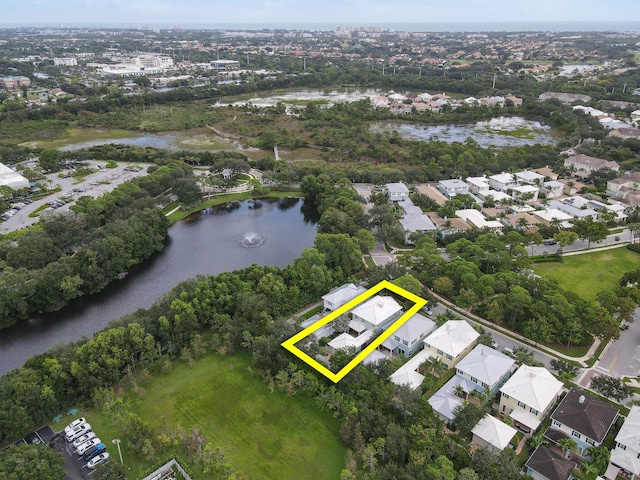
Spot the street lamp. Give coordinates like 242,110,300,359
112,438,123,465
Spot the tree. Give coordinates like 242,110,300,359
553,230,578,247
38,148,62,172
452,403,488,436
557,438,577,457
356,229,376,254
457,467,479,480
572,217,609,249
590,375,632,402
0,444,65,480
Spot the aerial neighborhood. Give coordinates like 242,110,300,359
3,18,640,480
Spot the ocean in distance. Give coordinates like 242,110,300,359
5,21,640,33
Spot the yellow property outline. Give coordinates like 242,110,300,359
281,280,427,383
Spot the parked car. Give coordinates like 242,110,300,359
620,322,630,331
84,443,106,461
491,341,500,350
25,432,43,445
543,239,557,246
86,451,109,469
77,438,101,456
66,422,91,442
64,418,87,436
72,431,97,449
503,347,514,356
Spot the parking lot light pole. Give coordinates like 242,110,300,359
112,438,123,465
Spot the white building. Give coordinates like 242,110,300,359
466,176,491,196
488,173,517,192
455,344,516,395
322,283,366,311
455,209,503,232
0,163,30,190
423,320,480,368
607,406,640,480
438,179,470,198
350,295,402,330
516,171,546,185
53,57,78,66
512,185,539,202
385,183,410,202
472,415,518,453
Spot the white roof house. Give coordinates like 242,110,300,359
389,348,433,390
531,208,573,227
608,406,640,480
472,415,518,452
499,365,563,432
390,313,435,357
456,209,503,231
386,182,410,201
488,173,517,192
512,184,539,202
351,295,402,329
516,171,546,185
438,179,470,198
328,330,373,352
428,375,477,422
456,344,516,394
322,283,367,311
424,320,480,367
466,176,491,195
399,214,437,243
0,163,29,190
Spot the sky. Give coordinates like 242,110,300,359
2,0,640,28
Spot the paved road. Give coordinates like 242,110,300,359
0,161,150,234
597,308,640,378
528,229,631,256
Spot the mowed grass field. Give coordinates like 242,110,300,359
86,353,346,479
532,247,640,301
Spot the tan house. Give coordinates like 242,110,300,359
563,154,620,179
423,320,479,368
499,365,563,435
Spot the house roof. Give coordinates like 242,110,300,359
564,154,620,171
500,365,563,412
399,213,437,233
351,295,402,327
428,375,476,422
525,446,577,480
550,388,619,443
321,283,366,309
516,171,546,183
489,173,516,185
415,184,448,206
439,179,469,190
424,320,480,357
386,182,410,194
390,367,425,390
394,313,435,343
328,330,373,350
363,349,389,366
472,415,518,451
456,344,515,387
615,405,640,452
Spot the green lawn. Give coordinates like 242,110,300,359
533,248,640,301
86,353,345,479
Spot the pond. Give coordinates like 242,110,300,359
0,198,318,375
370,116,556,147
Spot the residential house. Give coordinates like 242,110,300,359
455,344,516,395
385,182,410,202
389,349,433,390
423,320,480,368
606,405,640,480
466,176,491,196
531,209,573,228
516,171,546,186
456,209,504,232
350,295,402,330
399,213,438,244
328,329,373,353
437,179,470,198
607,172,640,206
526,446,578,480
546,388,619,457
512,184,539,202
471,415,518,453
563,154,620,179
533,167,559,181
429,375,477,423
550,199,598,220
415,184,448,207
609,127,640,141
538,92,592,104
322,283,367,311
499,365,563,435
425,212,471,237
385,313,435,357
543,181,565,199
488,173,517,192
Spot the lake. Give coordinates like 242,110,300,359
0,198,317,375
370,116,556,147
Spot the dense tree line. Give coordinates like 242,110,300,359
0,162,203,329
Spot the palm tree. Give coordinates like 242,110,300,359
586,445,610,469
557,438,577,458
454,383,467,399
424,356,448,378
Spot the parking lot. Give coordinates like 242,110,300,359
0,160,150,234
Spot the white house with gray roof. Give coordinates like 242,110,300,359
322,283,366,311
386,313,435,357
351,295,402,330
385,182,410,202
455,344,516,395
606,406,640,480
438,179,470,198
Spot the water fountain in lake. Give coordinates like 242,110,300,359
240,232,265,248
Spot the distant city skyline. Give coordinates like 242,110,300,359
3,0,640,29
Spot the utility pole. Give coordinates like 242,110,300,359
112,439,123,465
